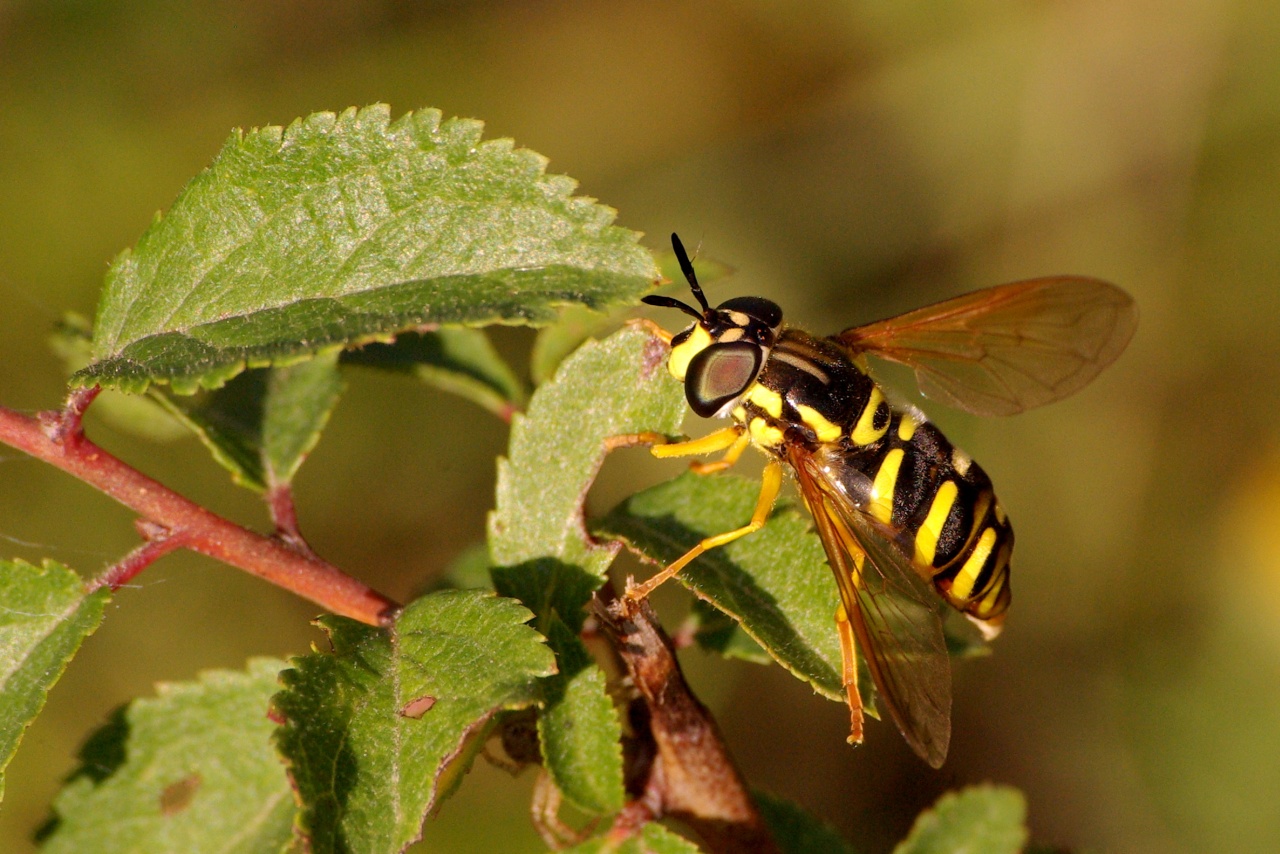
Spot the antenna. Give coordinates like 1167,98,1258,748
670,233,710,312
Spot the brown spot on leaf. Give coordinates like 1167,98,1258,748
640,335,668,378
159,773,202,815
400,695,437,719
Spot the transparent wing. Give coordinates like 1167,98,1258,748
836,277,1137,416
787,444,951,767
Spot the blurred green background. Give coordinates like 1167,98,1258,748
2,1,1278,851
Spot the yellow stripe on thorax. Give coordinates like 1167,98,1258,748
951,527,998,601
749,417,785,449
868,448,904,524
914,480,958,567
794,403,842,443
746,384,783,418
851,386,889,445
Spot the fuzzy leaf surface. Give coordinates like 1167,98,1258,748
40,658,293,853
77,105,657,393
596,471,845,700
488,326,685,813
272,590,555,853
489,325,686,588
535,615,624,814
0,559,108,802
344,327,524,419
893,785,1027,854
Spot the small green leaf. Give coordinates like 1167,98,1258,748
156,351,344,491
272,590,556,853
489,325,686,614
40,658,294,853
754,791,859,854
536,614,624,814
893,785,1027,854
530,304,622,386
564,822,702,853
595,471,845,701
653,245,734,292
488,326,685,814
77,105,659,394
0,559,108,802
344,327,525,419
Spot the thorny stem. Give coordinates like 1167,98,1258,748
0,394,399,626
594,593,779,854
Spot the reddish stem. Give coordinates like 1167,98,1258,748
0,401,399,625
265,483,315,556
92,523,190,591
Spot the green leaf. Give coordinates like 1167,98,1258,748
687,598,770,665
595,471,845,702
564,822,702,853
77,105,659,394
489,324,686,613
754,791,859,854
40,658,294,854
156,351,344,491
893,785,1027,854
344,327,525,420
488,326,685,815
535,614,624,814
272,590,556,853
530,304,622,386
0,559,108,802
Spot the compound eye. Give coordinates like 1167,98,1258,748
717,296,783,329
685,341,763,417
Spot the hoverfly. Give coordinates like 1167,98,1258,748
628,234,1136,767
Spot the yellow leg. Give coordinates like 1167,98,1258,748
689,428,752,475
603,431,670,452
627,459,784,601
627,317,674,345
605,425,745,462
649,425,745,460
835,603,866,745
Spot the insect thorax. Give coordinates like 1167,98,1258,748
731,328,877,452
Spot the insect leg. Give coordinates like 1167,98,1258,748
626,458,784,601
835,602,866,745
604,425,745,459
688,427,751,475
649,425,745,461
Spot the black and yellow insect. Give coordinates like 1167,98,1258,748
630,233,1136,767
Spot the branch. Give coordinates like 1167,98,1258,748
0,397,399,626
594,593,778,854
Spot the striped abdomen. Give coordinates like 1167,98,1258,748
737,328,1013,624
